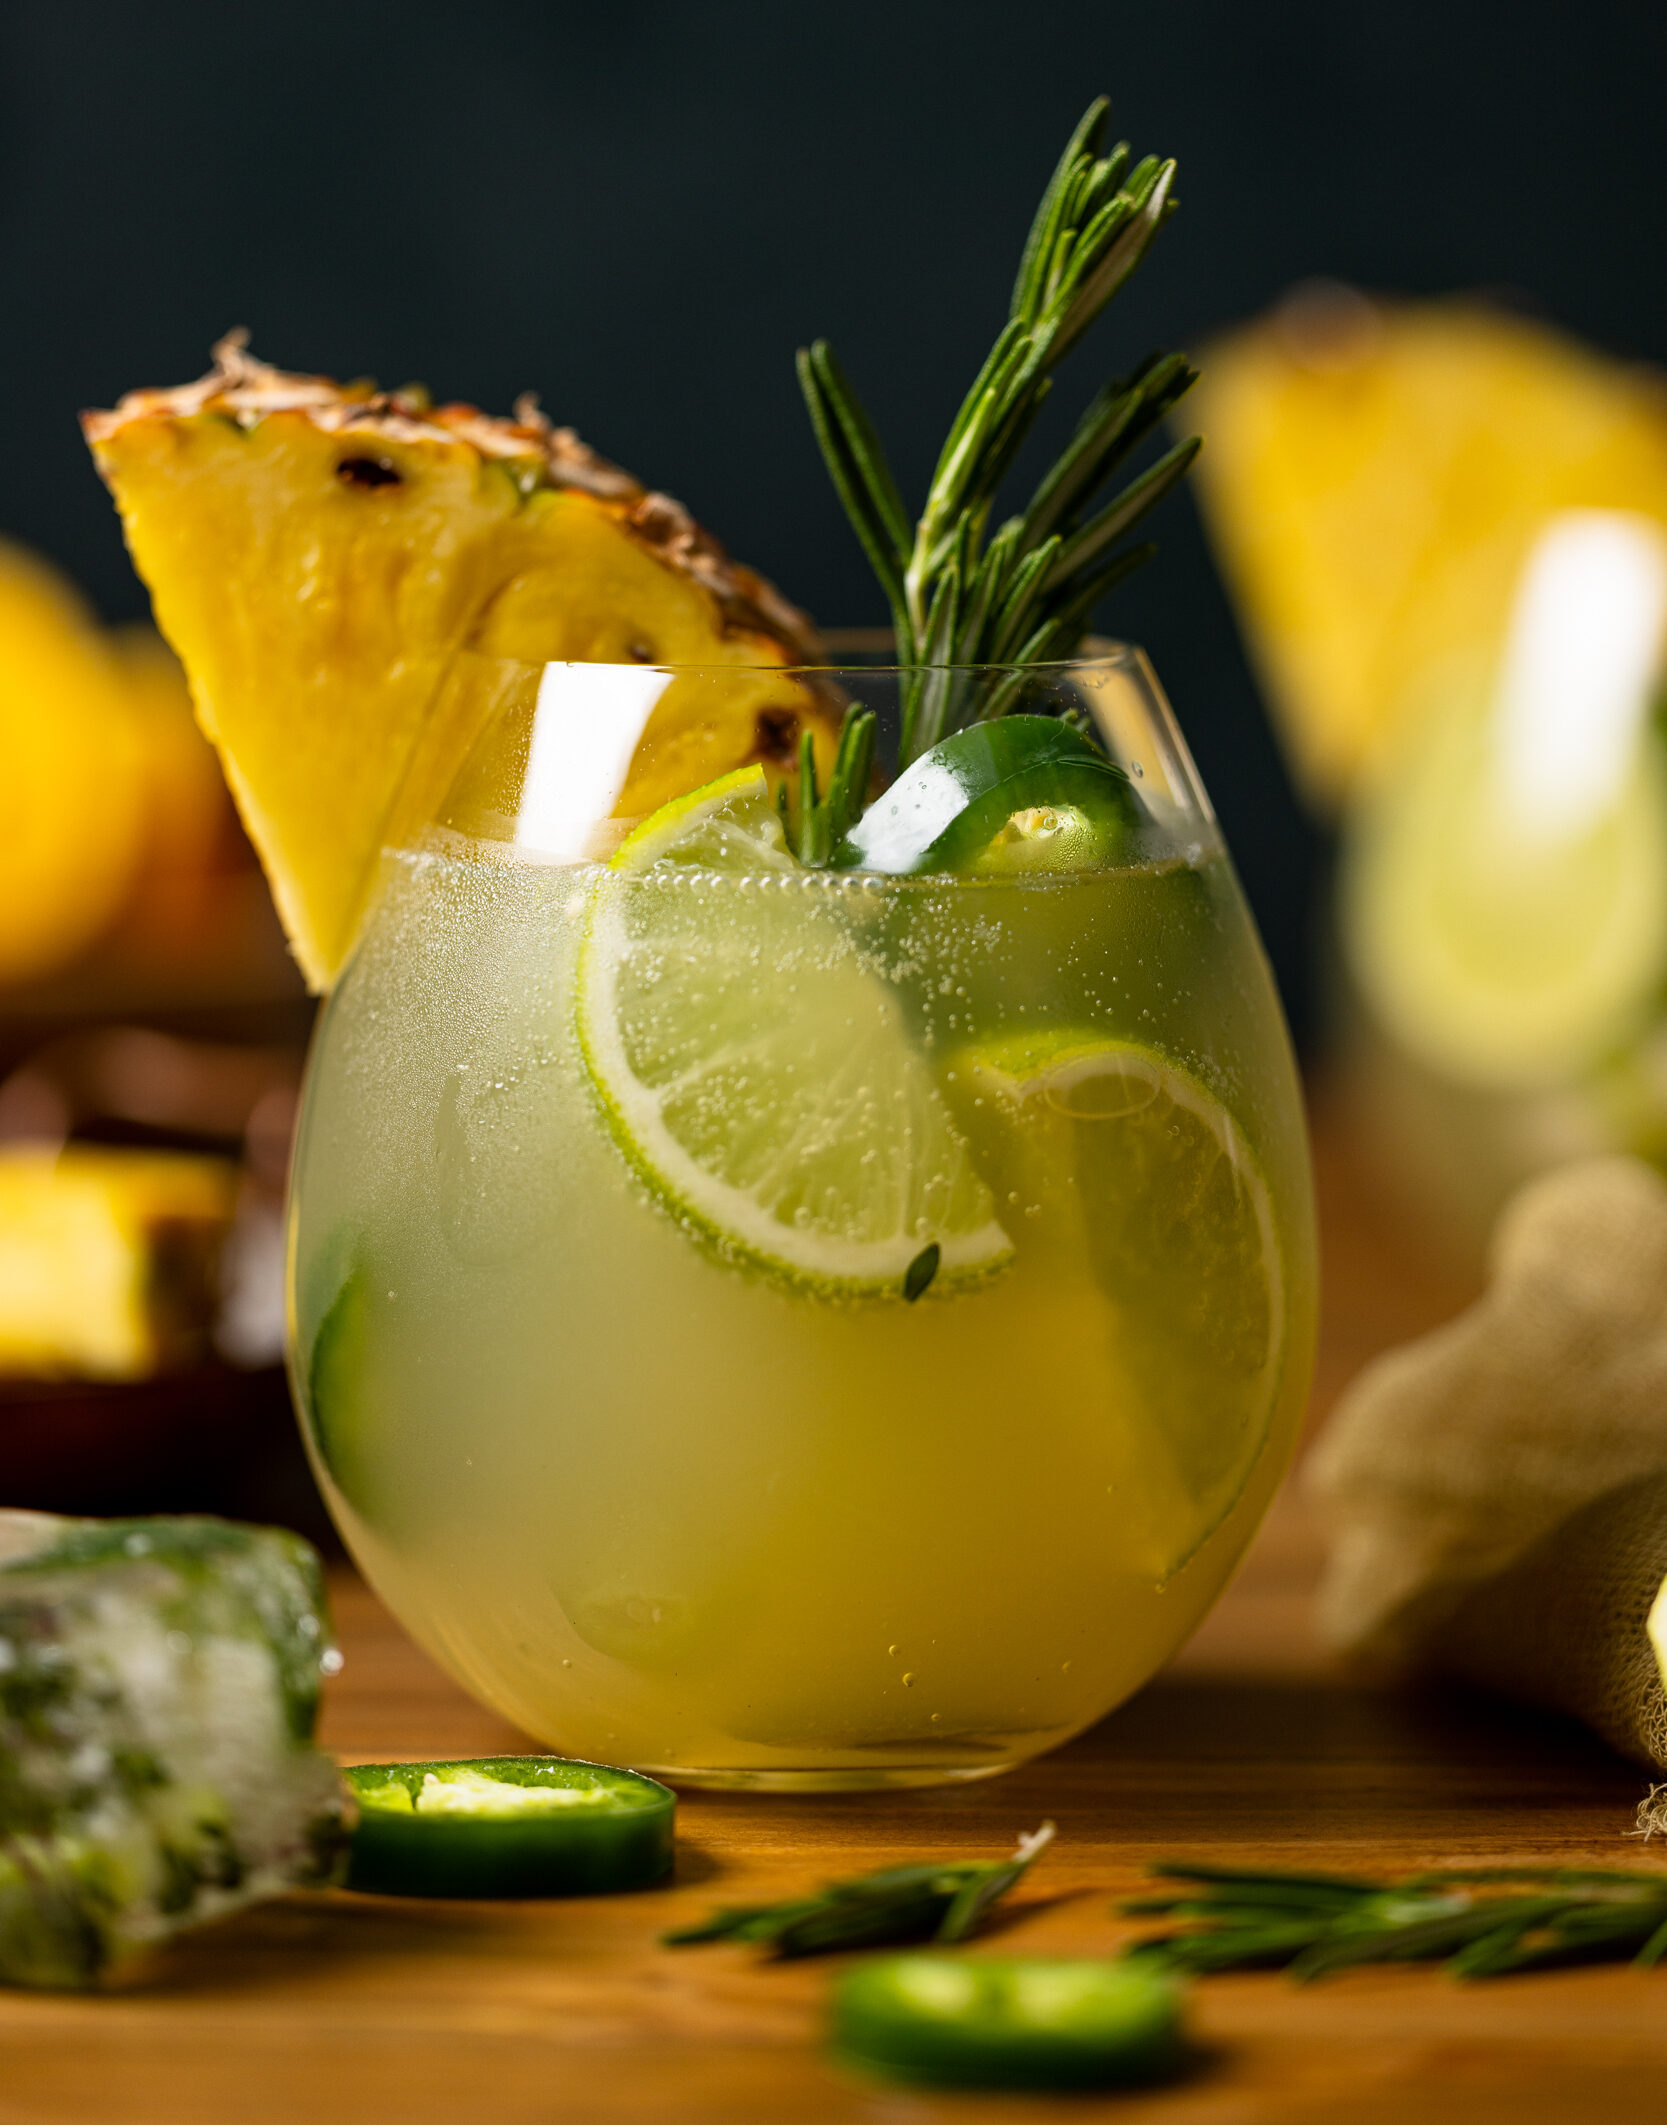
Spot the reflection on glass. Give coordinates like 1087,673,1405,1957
516,664,672,858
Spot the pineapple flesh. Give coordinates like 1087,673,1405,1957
86,339,836,989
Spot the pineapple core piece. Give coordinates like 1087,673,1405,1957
0,1511,347,1988
85,339,834,989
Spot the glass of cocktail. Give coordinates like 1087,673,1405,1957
82,93,1318,1789
287,645,1316,1788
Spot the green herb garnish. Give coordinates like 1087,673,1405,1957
665,1821,1054,1958
1121,1860,1667,1980
798,95,1199,768
775,705,876,864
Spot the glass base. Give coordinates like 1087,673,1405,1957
640,1759,1020,1793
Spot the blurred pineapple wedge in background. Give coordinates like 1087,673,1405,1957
1189,286,1667,810
85,337,837,991
0,541,282,1009
0,545,147,987
0,1145,236,1380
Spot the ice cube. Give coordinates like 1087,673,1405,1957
0,1510,348,1988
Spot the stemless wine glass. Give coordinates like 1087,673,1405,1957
288,647,1316,1789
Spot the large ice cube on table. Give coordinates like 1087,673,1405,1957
0,1510,348,1988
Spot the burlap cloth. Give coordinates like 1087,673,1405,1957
1306,1156,1667,1768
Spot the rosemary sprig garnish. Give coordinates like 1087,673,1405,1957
775,705,876,864
664,1822,1054,1959
798,95,1200,766
1121,1861,1667,1980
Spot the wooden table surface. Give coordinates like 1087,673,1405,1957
4,1098,1663,2125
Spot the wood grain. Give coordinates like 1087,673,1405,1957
4,1097,1658,2125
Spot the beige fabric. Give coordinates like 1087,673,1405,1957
1307,1157,1667,1712
1436,1469,1667,1768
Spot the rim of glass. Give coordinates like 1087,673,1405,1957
423,633,1220,866
444,630,1143,679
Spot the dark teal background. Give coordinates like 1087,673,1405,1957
5,0,1664,1038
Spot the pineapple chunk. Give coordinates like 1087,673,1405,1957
0,1511,346,1987
85,340,836,989
1189,290,1667,809
0,1146,236,1380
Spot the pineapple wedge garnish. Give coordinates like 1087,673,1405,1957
85,338,835,989
1189,289,1667,810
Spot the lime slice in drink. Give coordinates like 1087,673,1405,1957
1341,684,1667,1090
577,767,1012,1295
945,1031,1285,1572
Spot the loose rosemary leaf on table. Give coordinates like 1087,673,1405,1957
1120,1861,1667,1980
664,1822,1054,1959
798,94,1201,767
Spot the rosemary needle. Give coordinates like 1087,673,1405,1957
1122,1860,1667,1981
776,705,876,866
665,1822,1055,1959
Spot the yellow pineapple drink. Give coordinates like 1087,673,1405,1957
289,660,1315,1788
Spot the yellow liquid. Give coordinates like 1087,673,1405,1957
290,833,1315,1787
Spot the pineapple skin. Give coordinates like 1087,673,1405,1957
85,340,836,990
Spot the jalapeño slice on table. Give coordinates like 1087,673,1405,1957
830,1955,1188,2092
835,715,1138,876
342,1757,675,1898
